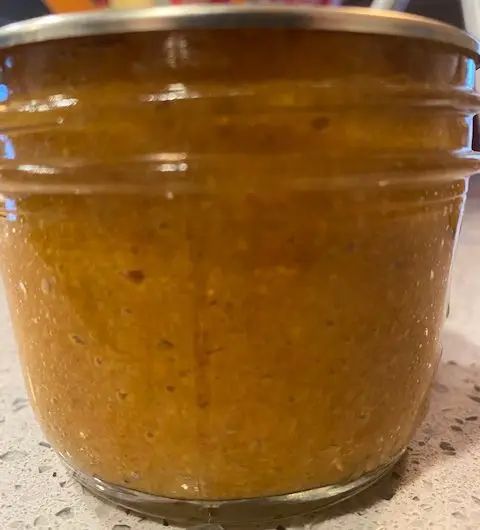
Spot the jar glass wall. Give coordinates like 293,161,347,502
0,9,478,524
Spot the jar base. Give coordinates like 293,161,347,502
66,454,401,525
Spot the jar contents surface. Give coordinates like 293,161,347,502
0,180,462,499
0,27,476,501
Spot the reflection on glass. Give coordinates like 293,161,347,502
0,134,15,160
0,83,8,102
4,197,16,222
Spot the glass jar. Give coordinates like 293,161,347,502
0,6,478,524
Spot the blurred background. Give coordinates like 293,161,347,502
0,0,470,28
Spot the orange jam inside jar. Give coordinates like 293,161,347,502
0,6,478,524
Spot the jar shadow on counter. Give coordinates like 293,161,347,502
114,328,478,529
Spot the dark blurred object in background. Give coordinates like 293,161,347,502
347,0,464,28
409,0,464,28
0,0,48,24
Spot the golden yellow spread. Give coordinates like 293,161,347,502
0,29,477,500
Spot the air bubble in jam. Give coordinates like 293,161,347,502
40,277,53,294
18,281,27,297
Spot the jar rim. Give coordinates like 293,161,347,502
0,5,477,61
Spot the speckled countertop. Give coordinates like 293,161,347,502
2,191,480,530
